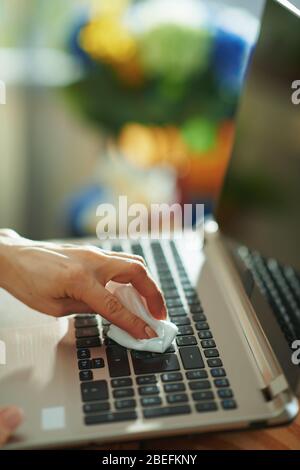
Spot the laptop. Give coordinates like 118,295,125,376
1,0,300,449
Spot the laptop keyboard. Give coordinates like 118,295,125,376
74,240,237,426
238,246,300,347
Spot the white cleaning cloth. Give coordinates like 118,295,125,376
106,282,178,353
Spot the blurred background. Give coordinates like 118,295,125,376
0,0,265,240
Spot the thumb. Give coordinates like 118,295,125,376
0,406,23,446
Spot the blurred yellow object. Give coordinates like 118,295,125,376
91,0,130,16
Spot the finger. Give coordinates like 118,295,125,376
58,299,93,315
105,250,146,266
82,282,157,340
0,407,23,446
107,259,167,320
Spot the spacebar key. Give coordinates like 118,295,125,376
132,354,180,375
143,405,191,419
106,346,131,377
85,411,137,425
179,346,204,369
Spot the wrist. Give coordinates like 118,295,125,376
0,237,18,290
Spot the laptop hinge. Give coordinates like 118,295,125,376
261,374,290,401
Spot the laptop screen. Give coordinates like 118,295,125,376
216,0,300,272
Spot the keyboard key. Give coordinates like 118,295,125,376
195,322,209,331
79,370,93,381
111,378,133,388
78,359,92,370
221,399,237,410
113,388,134,399
192,391,214,401
214,378,230,388
189,305,203,313
83,402,110,414
161,372,183,382
192,313,207,322
141,396,162,407
176,336,197,347
172,317,191,327
218,389,233,399
164,383,185,393
196,402,218,413
107,346,131,377
138,385,159,396
115,399,136,410
189,380,211,391
164,290,180,299
166,299,183,309
168,307,187,317
167,393,188,404
207,358,223,368
180,346,204,370
92,358,105,369
81,380,108,402
76,337,101,349
201,340,216,349
85,411,137,425
186,370,208,380
77,348,91,360
204,349,219,358
143,405,191,419
132,354,180,375
177,326,194,336
75,317,98,328
76,327,99,338
211,368,226,378
136,375,157,385
198,331,212,340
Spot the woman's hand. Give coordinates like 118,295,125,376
0,229,166,339
0,406,23,447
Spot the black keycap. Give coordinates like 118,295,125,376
166,299,183,308
176,336,197,347
75,317,98,328
161,372,183,383
172,317,191,327
77,348,91,360
143,405,191,419
76,327,99,338
81,380,108,402
195,322,209,331
79,370,93,381
164,290,180,299
177,326,194,336
115,399,136,410
189,304,203,313
165,345,176,353
192,391,214,401
192,313,207,322
83,402,110,414
189,380,211,391
221,399,237,410
198,331,212,340
218,389,233,399
136,375,157,385
132,354,180,375
167,393,188,404
76,337,101,348
180,346,204,370
113,388,134,399
211,368,226,378
201,339,216,349
78,359,92,370
141,396,162,407
204,349,219,358
164,383,185,393
138,385,159,396
107,346,131,377
85,411,137,425
207,358,223,368
92,358,105,369
104,338,119,346
196,402,218,413
168,307,187,317
186,370,208,380
214,378,230,388
111,378,133,388
161,281,176,290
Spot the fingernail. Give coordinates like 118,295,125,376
145,326,157,339
1,407,23,431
